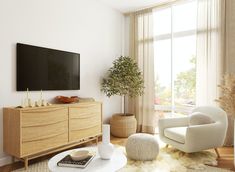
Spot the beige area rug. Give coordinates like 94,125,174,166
118,146,232,172
13,146,232,172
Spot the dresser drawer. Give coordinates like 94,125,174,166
22,121,68,143
69,103,102,142
22,132,68,156
21,107,68,127
70,117,101,131
69,103,101,119
69,115,101,142
21,120,68,156
69,125,101,142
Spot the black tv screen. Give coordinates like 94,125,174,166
17,43,80,91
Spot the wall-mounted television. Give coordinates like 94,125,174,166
17,43,80,91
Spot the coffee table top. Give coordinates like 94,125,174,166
48,146,127,172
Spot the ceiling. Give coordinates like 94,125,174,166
98,0,166,13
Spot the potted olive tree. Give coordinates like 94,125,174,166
101,56,144,138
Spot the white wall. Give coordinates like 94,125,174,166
0,0,124,166
123,16,130,56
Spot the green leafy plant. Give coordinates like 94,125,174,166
101,56,144,114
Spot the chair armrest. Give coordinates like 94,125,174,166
158,117,189,136
186,123,225,147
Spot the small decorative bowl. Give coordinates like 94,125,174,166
69,150,89,161
55,96,79,104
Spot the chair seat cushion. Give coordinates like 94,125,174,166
164,127,187,144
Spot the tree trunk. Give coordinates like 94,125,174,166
123,96,126,115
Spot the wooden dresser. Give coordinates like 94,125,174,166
3,101,102,169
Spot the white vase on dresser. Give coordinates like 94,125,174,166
98,124,114,160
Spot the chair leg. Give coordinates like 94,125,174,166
214,148,220,158
165,144,169,148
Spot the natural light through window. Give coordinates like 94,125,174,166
153,0,197,119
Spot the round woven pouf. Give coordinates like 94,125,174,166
125,133,159,161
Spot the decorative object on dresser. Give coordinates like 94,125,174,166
101,56,144,138
21,88,50,108
55,95,79,104
98,124,114,159
3,101,102,169
21,88,32,107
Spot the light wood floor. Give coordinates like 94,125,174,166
0,136,234,172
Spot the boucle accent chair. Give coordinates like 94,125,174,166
158,106,228,156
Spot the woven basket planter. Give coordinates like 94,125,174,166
110,113,137,138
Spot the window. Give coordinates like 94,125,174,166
153,0,197,118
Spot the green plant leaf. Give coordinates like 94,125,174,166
101,56,144,98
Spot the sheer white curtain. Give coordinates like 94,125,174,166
196,0,232,146
128,10,156,134
196,0,225,106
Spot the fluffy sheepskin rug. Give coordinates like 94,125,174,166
118,146,232,172
13,146,232,172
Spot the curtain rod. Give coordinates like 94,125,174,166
124,0,190,16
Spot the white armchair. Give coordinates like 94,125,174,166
158,106,228,155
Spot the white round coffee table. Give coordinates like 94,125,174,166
48,146,127,172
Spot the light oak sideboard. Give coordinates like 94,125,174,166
3,101,102,169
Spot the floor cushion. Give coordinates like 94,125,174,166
125,133,159,161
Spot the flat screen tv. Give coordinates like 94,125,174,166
17,43,80,91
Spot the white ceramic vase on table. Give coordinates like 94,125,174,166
98,124,114,160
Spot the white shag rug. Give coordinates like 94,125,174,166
118,146,232,172
13,146,232,172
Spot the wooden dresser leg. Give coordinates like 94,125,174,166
96,137,98,145
24,157,28,170
11,156,15,163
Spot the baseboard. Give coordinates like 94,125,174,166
0,155,12,167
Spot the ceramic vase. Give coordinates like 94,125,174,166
98,124,114,160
